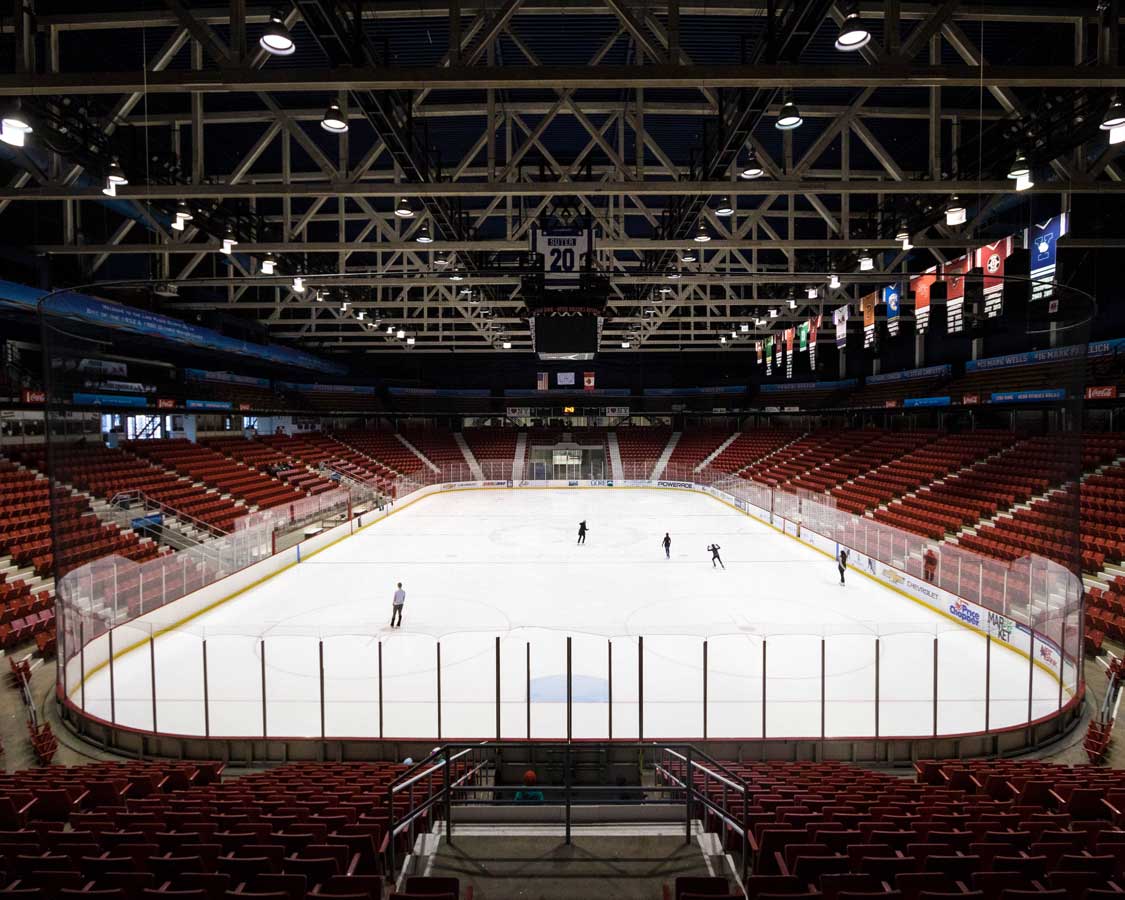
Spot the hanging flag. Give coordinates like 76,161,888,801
883,282,901,337
774,335,782,371
1026,214,1068,304
861,291,878,348
536,371,549,391
785,328,795,378
583,371,595,391
809,314,822,370
943,254,970,334
755,340,763,366
974,236,1014,319
911,267,937,334
765,336,773,375
833,305,849,349
798,320,809,352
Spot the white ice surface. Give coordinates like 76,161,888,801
80,488,1061,740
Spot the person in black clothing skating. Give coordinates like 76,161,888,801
707,543,724,569
837,549,849,585
577,520,588,545
662,533,671,559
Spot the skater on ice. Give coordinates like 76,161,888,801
707,543,724,569
390,582,406,627
662,532,671,559
577,520,588,545
837,549,849,585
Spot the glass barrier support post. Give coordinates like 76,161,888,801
932,637,939,737
202,638,210,738
261,639,267,738
108,629,116,725
319,640,326,741
436,641,442,740
495,636,501,741
149,634,157,734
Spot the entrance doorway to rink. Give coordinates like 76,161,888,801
64,486,1079,752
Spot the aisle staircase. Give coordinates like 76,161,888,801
512,431,527,481
697,432,739,472
395,433,441,474
650,432,681,479
453,432,485,479
607,431,624,480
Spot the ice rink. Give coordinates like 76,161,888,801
79,487,1063,740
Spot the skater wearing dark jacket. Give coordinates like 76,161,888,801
662,533,671,558
837,549,849,585
577,521,588,545
707,543,724,569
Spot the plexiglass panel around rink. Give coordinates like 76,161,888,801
59,465,1083,743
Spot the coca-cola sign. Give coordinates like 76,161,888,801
20,389,45,404
962,393,979,406
157,398,176,409
1085,385,1118,400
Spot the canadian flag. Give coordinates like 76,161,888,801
583,371,595,391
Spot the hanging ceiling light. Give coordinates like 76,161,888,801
945,197,967,226
1102,96,1125,130
769,308,779,318
406,336,416,345
434,251,451,266
458,286,473,296
103,157,127,196
834,0,871,52
1015,172,1034,192
620,341,631,349
740,323,750,332
680,248,697,263
292,276,305,293
449,271,464,281
859,253,874,271
775,95,803,130
658,285,673,295
693,219,712,242
806,287,818,300
1007,151,1030,179
895,224,913,251
502,341,512,350
829,273,841,290
1111,125,1125,145
395,197,415,218
171,200,193,232
260,253,277,276
357,311,365,321
415,223,433,243
715,196,734,216
320,103,348,133
316,289,327,302
221,228,238,255
788,296,797,310
740,149,764,179
0,99,32,147
396,329,406,339
260,9,295,56
666,267,682,279
720,336,728,344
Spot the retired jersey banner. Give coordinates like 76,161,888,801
911,268,937,334
756,340,763,366
883,283,901,337
775,335,782,370
975,236,1014,319
536,371,548,391
861,291,878,349
834,305,849,349
1027,213,1068,303
765,337,773,375
785,328,795,378
809,314,821,370
798,320,809,352
943,255,970,334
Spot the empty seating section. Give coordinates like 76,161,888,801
947,358,1086,399
203,437,337,496
872,436,1082,541
785,432,933,495
832,433,1017,516
463,428,519,475
665,429,733,473
658,757,1125,900
400,429,467,469
15,445,244,533
126,440,304,511
740,431,885,489
707,430,802,475
0,458,163,585
846,375,950,408
0,759,479,898
616,427,673,476
336,431,428,479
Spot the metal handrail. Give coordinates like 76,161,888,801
109,489,228,539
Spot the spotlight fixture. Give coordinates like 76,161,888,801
731,331,738,339
260,9,295,56
395,197,415,218
740,149,764,179
0,99,32,147
292,276,305,293
720,336,728,344
896,225,913,251
693,219,712,242
341,300,350,311
769,308,779,318
315,290,326,302
834,0,871,52
357,311,365,321
459,286,472,296
396,329,406,339
858,253,874,272
715,196,734,216
1102,96,1125,130
806,287,818,300
680,248,697,263
1007,152,1030,179
171,200,193,232
221,228,238,255
788,297,797,310
666,268,682,279
415,223,433,243
386,326,394,334
829,272,841,290
658,285,673,295
260,253,277,276
621,341,631,349
434,251,451,266
1015,172,1034,192
1111,125,1125,145
106,158,128,186
740,323,750,332
406,336,416,345
776,94,803,130
449,271,464,281
320,103,348,133
945,197,966,226
502,341,512,350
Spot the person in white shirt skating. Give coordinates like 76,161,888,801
390,582,406,627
